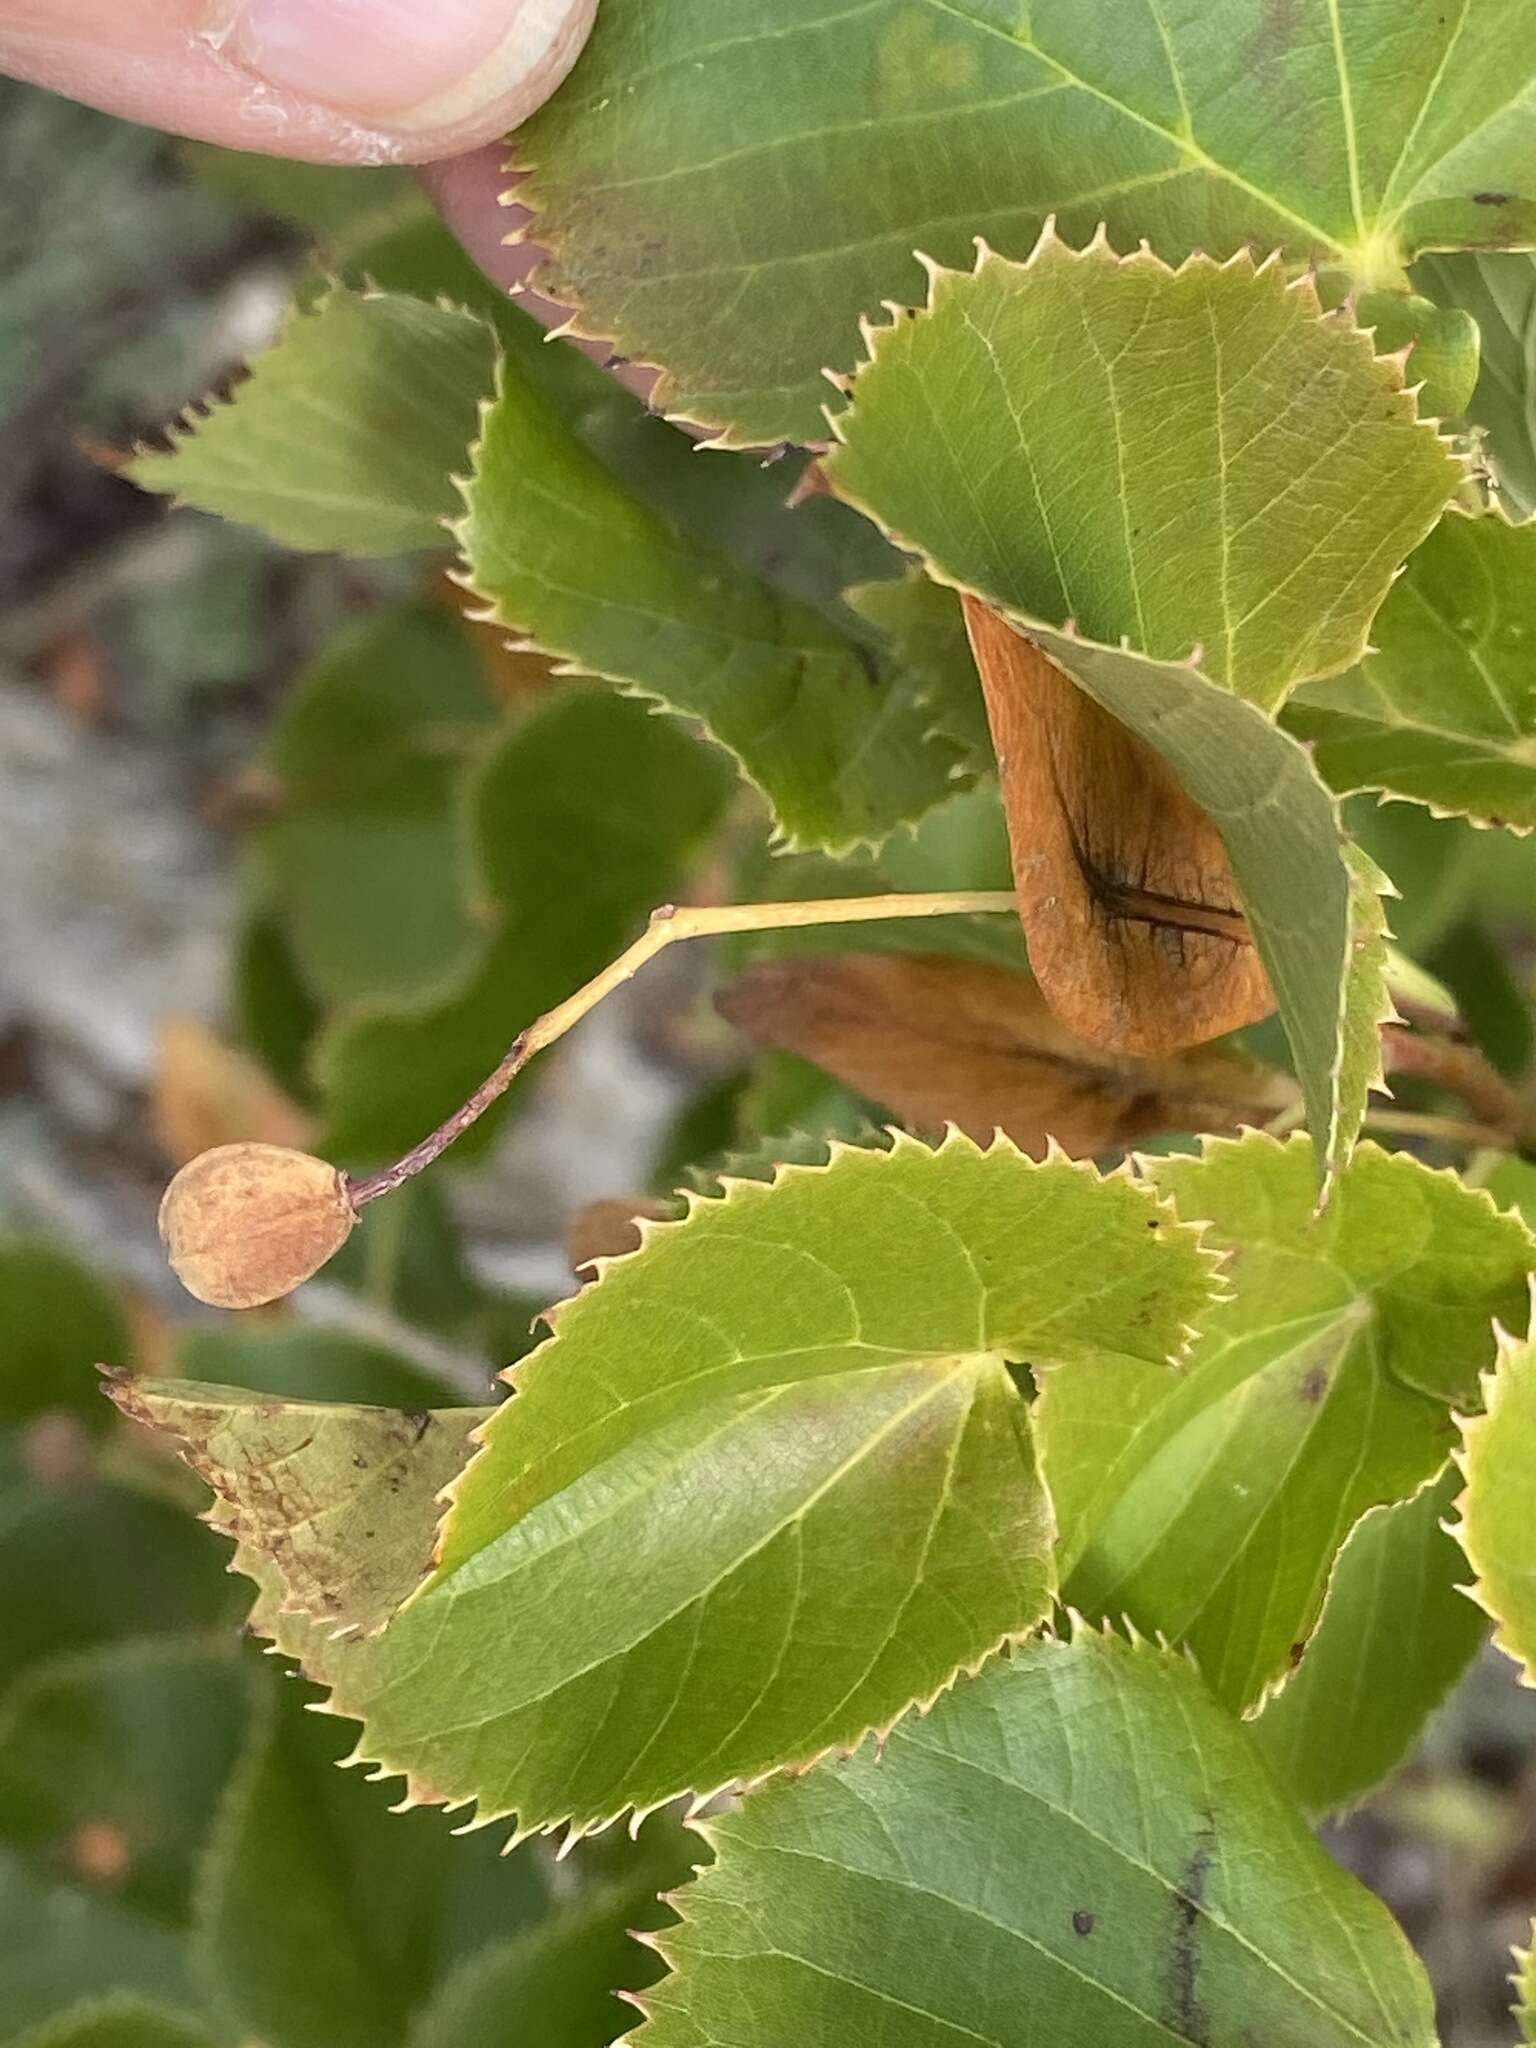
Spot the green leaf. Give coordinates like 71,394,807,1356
106,1379,486,1641
252,600,500,1010
1516,1925,1536,2044
174,1324,470,1410
0,1242,128,1434
11,1999,217,2048
234,1135,1215,1839
0,1641,253,1923
1452,1307,1536,1682
128,289,496,554
195,1668,674,2048
180,140,418,241
317,687,730,1163
454,355,958,853
1287,508,1536,828
1249,1466,1486,1815
632,1626,1437,2048
0,1480,240,1695
1416,250,1536,517
515,0,1536,444
406,1820,702,2048
0,1850,198,2045
818,237,1449,1170
826,236,1460,714
1335,845,1397,1172
342,210,903,612
845,575,992,771
1038,1132,1533,1713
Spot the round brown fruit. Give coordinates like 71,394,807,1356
158,1143,355,1310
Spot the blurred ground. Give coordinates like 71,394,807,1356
1,77,1534,2045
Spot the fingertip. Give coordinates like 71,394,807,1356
0,0,596,165
227,0,598,163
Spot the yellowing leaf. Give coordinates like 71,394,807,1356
104,1379,486,1641
164,1135,1216,1839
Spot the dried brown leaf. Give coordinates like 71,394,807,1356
963,595,1274,1056
717,951,1294,1159
565,1194,674,1280
153,1013,314,1169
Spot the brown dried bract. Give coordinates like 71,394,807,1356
565,1195,675,1280
158,1142,355,1311
962,595,1274,1056
717,951,1294,1159
153,1014,315,1169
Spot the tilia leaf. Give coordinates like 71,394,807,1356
181,1135,1216,1840
1334,845,1398,1174
826,234,1460,715
105,1379,487,1641
1516,1925,1536,2044
454,354,959,855
823,239,1439,1166
9,1998,217,2048
1038,1131,1533,1713
630,1628,1438,2048
1249,1466,1486,1815
512,0,1536,446
717,950,1295,1158
128,289,496,555
1452,1301,1536,1683
1416,250,1536,519
1287,509,1536,830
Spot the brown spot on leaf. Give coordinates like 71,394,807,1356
1473,191,1510,205
961,596,1275,1057
1072,1909,1096,1936
69,1820,131,1886
1299,1365,1329,1404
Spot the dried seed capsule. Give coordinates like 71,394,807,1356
158,1143,355,1310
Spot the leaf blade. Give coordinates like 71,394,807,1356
633,1627,1438,2048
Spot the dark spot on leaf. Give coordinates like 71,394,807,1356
1299,1365,1328,1404
351,1455,368,1470
407,1411,433,1442
1473,191,1510,206
1072,1910,1096,1936
1289,1639,1308,1668
1165,1829,1215,2044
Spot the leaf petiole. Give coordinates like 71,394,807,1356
344,890,1019,1209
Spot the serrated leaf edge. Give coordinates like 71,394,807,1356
447,357,954,860
1447,1284,1536,1686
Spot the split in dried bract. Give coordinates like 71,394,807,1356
962,595,1275,1056
158,1142,355,1311
717,951,1295,1159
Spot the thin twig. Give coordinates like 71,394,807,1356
344,891,1019,1208
1362,1107,1516,1153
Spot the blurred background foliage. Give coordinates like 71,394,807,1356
6,74,1536,2047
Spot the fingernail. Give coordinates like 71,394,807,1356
225,0,593,132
